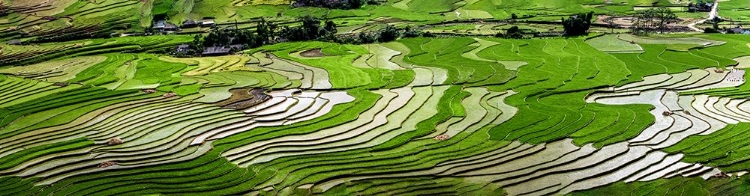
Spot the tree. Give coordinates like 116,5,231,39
191,34,203,54
511,13,518,23
324,20,337,35
378,25,401,42
711,17,722,30
321,20,337,39
403,26,421,38
632,8,677,34
704,27,720,33
654,7,677,33
255,17,278,45
277,16,340,41
604,14,617,33
347,0,366,9
358,32,378,44
300,15,322,40
505,26,523,39
562,12,594,36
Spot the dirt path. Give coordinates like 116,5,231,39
708,0,719,19
687,0,719,32
688,19,706,32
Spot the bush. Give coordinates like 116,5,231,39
202,28,256,47
562,12,594,36
704,27,720,33
505,26,523,39
403,26,421,38
278,16,337,42
358,32,378,43
378,25,402,42
292,0,366,9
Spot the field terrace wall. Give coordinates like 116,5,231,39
0,34,750,195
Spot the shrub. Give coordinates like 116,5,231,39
278,16,337,42
292,0,366,9
378,25,402,42
505,26,523,39
358,32,378,43
703,27,720,33
562,12,594,36
403,26,421,38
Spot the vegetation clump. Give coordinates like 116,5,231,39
496,26,524,39
292,0,369,9
632,8,678,34
562,12,594,36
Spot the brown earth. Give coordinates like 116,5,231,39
299,48,325,57
595,15,694,32
217,88,271,110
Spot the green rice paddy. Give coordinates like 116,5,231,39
2,0,750,195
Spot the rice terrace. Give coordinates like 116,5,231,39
2,0,750,195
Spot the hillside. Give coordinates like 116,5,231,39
1,0,750,195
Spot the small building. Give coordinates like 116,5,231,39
6,39,21,45
164,23,179,31
730,27,744,34
688,2,712,12
153,20,179,32
729,26,750,34
174,44,190,54
200,19,215,28
182,20,197,28
153,20,167,29
202,44,243,56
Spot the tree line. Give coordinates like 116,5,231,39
631,7,678,34
182,16,427,56
292,0,372,9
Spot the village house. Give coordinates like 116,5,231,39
202,44,243,56
174,44,190,55
729,27,750,34
688,2,712,12
153,20,179,32
6,39,21,45
182,20,198,28
200,19,215,28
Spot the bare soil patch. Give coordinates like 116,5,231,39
218,88,271,110
299,48,325,57
98,161,116,168
107,137,123,145
595,15,694,32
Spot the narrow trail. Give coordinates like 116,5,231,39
688,19,706,32
708,0,720,20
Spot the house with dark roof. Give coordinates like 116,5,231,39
182,20,197,28
164,23,179,31
202,44,243,56
688,2,713,12
153,20,180,32
153,20,167,29
200,19,215,28
729,27,750,34
6,39,21,45
174,44,190,54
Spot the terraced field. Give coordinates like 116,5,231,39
3,9,750,194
